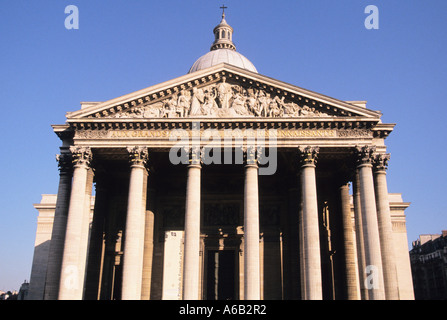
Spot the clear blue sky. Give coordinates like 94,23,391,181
1,1,446,292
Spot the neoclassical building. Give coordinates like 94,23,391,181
28,12,414,300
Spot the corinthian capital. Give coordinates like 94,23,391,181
183,145,202,166
69,146,92,167
127,146,149,167
242,145,262,166
355,145,376,166
56,153,73,173
298,146,319,166
373,153,390,171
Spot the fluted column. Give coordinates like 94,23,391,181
355,146,385,300
58,147,92,300
141,209,155,300
373,153,399,300
243,146,261,300
183,146,202,300
121,147,149,300
84,167,108,300
340,183,360,300
298,146,322,300
40,153,73,300
353,169,368,300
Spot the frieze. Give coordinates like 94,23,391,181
337,129,372,138
74,128,372,140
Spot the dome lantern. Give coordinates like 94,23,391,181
210,7,236,51
188,6,257,74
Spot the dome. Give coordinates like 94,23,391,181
188,10,257,74
188,49,258,74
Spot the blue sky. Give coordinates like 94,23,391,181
1,1,446,291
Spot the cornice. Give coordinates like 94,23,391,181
52,124,74,140
65,117,380,131
389,202,411,210
371,123,396,138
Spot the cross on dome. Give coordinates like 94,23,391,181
220,4,227,18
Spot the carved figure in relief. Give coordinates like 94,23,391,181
299,105,327,117
201,86,218,116
104,78,336,119
143,102,164,118
300,105,312,116
282,102,300,117
190,87,205,116
257,91,271,117
216,77,232,109
163,94,178,118
229,92,250,116
176,90,190,117
268,95,284,118
246,88,258,116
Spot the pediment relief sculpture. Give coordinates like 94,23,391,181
104,77,335,120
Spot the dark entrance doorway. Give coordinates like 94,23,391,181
206,250,236,300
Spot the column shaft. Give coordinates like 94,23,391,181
122,151,148,300
356,146,385,300
300,164,322,299
353,170,368,300
42,154,72,300
299,146,322,300
79,168,94,291
340,183,360,300
141,209,154,300
374,154,399,299
244,163,261,300
83,172,108,300
183,163,202,300
58,147,92,300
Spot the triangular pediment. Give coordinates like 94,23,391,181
66,63,382,122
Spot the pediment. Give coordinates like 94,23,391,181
66,64,382,122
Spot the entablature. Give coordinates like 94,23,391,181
62,117,393,140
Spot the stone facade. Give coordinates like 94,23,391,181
27,13,414,300
410,231,447,299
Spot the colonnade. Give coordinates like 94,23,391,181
43,144,399,300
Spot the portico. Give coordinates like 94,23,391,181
43,125,409,300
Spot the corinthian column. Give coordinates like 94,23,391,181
121,147,149,300
355,146,385,300
353,169,368,300
340,183,360,300
58,147,92,300
298,146,322,300
373,153,399,300
41,153,72,300
183,146,202,300
243,146,261,300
